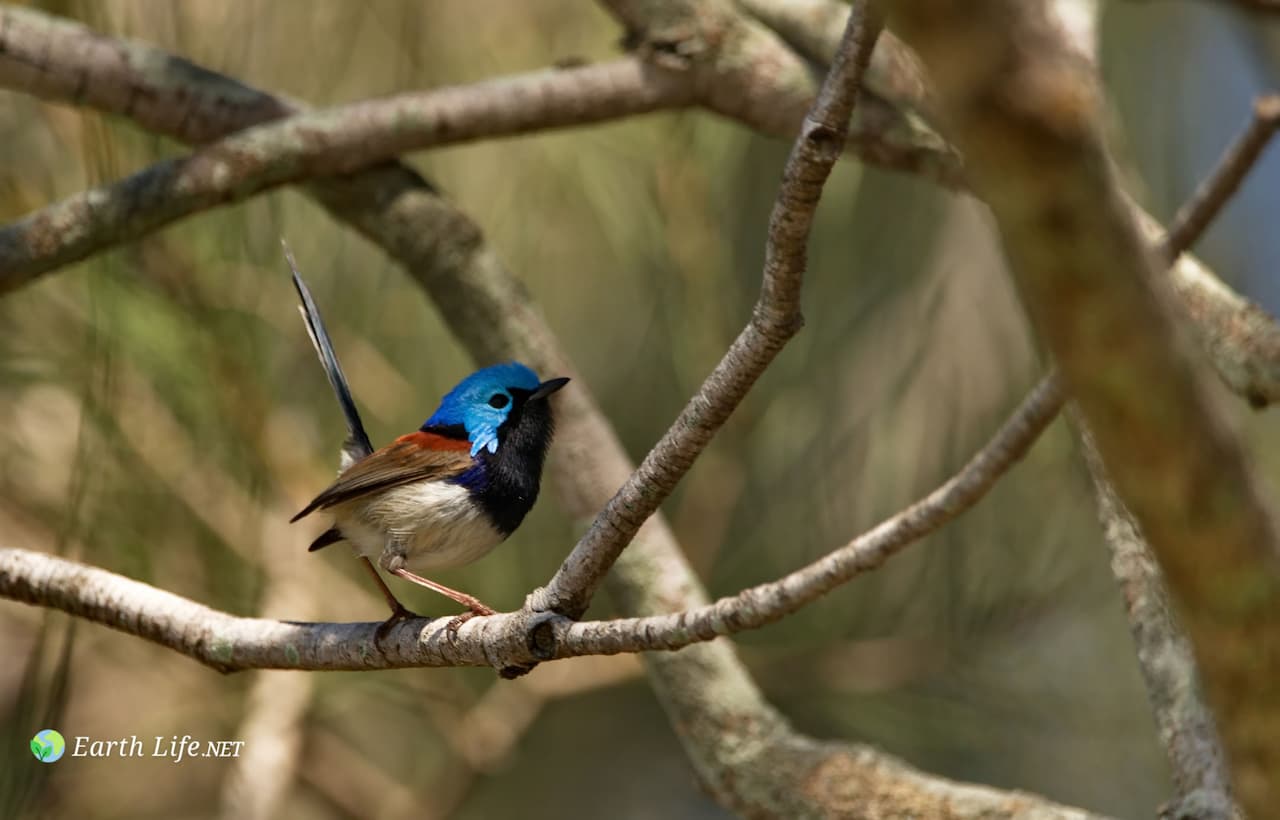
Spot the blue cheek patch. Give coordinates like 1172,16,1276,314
470,429,499,457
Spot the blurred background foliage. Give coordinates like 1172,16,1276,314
0,1,1277,818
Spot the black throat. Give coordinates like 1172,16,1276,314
442,397,556,537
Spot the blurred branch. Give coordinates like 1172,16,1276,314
1078,430,1238,820
738,0,1280,408
301,727,423,820
0,52,694,290
1072,15,1255,817
532,2,881,618
602,0,960,181
883,0,1280,814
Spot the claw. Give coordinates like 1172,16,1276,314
374,603,423,645
444,603,496,640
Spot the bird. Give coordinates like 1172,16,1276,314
283,243,568,633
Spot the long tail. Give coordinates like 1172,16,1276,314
282,240,375,466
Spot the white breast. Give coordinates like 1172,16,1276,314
330,480,505,572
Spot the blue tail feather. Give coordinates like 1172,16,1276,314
282,240,375,464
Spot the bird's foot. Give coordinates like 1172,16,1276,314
444,603,496,640
374,603,423,645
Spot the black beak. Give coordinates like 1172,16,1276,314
530,377,570,401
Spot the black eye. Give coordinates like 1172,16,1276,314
488,393,510,409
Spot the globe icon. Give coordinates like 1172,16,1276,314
30,729,66,763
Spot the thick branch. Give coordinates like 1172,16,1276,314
0,4,965,293
738,0,931,111
882,0,1280,811
603,0,961,183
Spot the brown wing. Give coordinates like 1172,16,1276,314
291,431,473,521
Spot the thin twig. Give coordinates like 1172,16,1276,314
1148,97,1280,409
555,374,1063,654
533,1,885,618
1160,94,1280,260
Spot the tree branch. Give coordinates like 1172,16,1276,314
0,536,1107,815
7,2,1275,411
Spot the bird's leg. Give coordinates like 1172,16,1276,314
388,566,496,615
360,556,411,615
359,557,421,643
387,566,496,638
